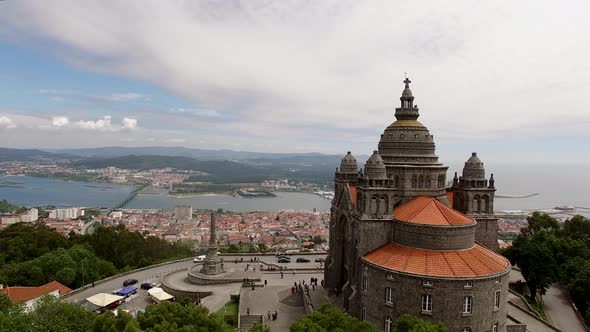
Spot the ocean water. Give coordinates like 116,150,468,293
0,176,134,208
1,163,588,216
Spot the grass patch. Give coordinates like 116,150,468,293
214,301,239,327
510,285,547,320
526,298,547,320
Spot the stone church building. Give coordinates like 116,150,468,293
325,78,513,332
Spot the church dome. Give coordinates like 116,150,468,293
339,151,358,174
377,77,440,165
462,152,485,180
364,150,387,179
401,85,413,98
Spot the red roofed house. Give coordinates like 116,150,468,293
325,79,516,332
0,281,72,312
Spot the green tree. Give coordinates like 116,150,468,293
137,302,232,332
503,231,558,301
32,295,96,332
249,322,271,332
56,267,77,285
520,212,560,236
93,310,141,332
290,304,379,332
394,314,448,332
564,215,590,244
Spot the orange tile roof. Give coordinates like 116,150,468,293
363,242,510,278
446,190,454,206
394,196,473,226
0,281,72,303
348,185,357,208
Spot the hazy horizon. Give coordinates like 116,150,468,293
1,1,589,163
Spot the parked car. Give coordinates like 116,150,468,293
193,255,206,263
278,257,291,263
140,282,157,290
123,278,138,286
296,257,310,263
315,257,325,263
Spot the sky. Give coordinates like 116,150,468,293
0,0,589,163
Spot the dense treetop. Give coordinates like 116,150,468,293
0,222,193,289
502,213,590,322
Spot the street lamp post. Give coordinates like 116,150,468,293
81,258,87,287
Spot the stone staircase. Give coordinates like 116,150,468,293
239,314,263,330
278,288,304,307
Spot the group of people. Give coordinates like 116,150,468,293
309,277,320,290
267,310,279,321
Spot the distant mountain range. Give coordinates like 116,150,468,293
0,148,77,162
44,146,345,160
0,147,367,184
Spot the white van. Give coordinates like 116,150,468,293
193,255,206,263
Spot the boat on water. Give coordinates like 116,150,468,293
554,205,576,211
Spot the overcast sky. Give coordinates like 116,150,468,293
0,1,588,163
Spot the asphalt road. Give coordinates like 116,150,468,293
63,253,327,312
543,285,587,332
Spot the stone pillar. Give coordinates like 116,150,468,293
201,212,224,275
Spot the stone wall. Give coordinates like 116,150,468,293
393,221,476,250
474,216,500,251
361,262,511,332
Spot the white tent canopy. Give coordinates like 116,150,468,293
148,287,174,302
86,293,124,307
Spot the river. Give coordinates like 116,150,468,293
0,176,331,212
1,168,589,216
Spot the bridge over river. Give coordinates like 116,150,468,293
108,184,150,213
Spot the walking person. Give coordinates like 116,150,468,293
247,308,250,315
267,310,271,321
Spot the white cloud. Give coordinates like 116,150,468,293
74,115,112,130
49,115,138,131
0,116,16,129
52,116,69,127
165,138,186,144
104,93,146,102
169,108,220,118
0,1,589,156
122,117,138,130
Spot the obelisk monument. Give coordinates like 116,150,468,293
200,210,224,274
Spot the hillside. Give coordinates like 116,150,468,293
0,148,75,162
73,155,280,183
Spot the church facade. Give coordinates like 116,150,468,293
325,78,512,332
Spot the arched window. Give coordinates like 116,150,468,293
492,322,499,332
473,196,480,213
385,317,393,332
411,175,417,188
437,174,445,188
356,194,363,211
463,296,473,314
394,175,400,188
425,175,431,188
418,175,424,188
483,195,490,213
380,196,388,215
371,196,377,213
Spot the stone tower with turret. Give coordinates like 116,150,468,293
451,153,499,251
326,78,512,332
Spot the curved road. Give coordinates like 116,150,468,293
543,285,587,332
63,253,327,307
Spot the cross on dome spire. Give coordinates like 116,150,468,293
395,76,419,121
404,77,411,87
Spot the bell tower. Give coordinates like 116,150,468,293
452,153,499,250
